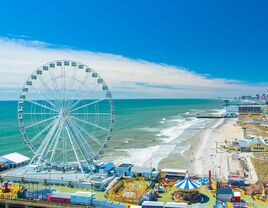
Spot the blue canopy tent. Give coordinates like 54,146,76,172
174,175,200,191
173,175,202,202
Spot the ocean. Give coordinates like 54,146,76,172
0,99,223,169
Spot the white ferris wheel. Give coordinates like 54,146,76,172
17,60,114,174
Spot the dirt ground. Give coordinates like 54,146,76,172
251,153,268,182
236,110,268,182
238,115,268,137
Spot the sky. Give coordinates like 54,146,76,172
0,0,267,99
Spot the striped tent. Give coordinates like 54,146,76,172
174,175,200,191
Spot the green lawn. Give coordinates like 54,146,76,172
158,186,216,207
241,195,268,208
157,186,175,202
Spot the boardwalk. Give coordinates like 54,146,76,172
0,198,92,208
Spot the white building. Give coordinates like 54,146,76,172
226,105,239,113
116,163,133,176
131,166,154,177
160,168,187,178
0,152,30,169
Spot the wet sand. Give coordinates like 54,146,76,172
183,118,244,178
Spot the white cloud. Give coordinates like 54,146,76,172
0,37,266,99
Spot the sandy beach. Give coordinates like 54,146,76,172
184,118,244,179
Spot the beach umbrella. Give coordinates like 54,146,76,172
174,175,200,191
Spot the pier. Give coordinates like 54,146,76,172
195,114,225,118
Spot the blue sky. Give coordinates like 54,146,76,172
0,0,267,99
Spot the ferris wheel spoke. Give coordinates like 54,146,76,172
70,115,109,132
49,68,60,92
66,83,102,111
24,115,58,129
49,68,63,108
69,98,106,113
64,66,78,108
71,119,103,147
64,71,90,110
71,118,102,149
67,118,95,159
30,121,55,143
31,85,59,111
24,112,58,115
62,65,68,108
26,99,58,113
39,75,62,110
69,112,110,115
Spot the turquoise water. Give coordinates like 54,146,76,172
0,99,223,167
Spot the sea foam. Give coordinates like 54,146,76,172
113,115,210,168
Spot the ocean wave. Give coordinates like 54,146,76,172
113,144,176,168
211,108,226,114
156,117,207,144
110,108,225,168
136,127,160,132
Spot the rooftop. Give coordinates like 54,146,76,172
233,192,241,197
72,191,94,197
131,166,153,173
165,202,188,207
50,191,72,198
0,152,30,164
118,163,133,168
99,162,113,169
236,136,268,147
161,168,187,173
142,201,165,206
239,104,262,107
216,188,232,195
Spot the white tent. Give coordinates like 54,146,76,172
0,152,30,167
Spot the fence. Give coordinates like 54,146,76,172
92,198,127,208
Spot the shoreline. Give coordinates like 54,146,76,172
183,118,244,178
102,108,238,172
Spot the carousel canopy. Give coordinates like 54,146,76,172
174,175,200,190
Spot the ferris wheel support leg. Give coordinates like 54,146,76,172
36,117,62,165
43,122,61,157
68,119,94,155
67,119,95,170
65,125,85,176
44,120,64,162
28,119,56,165
68,124,97,175
30,116,61,166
